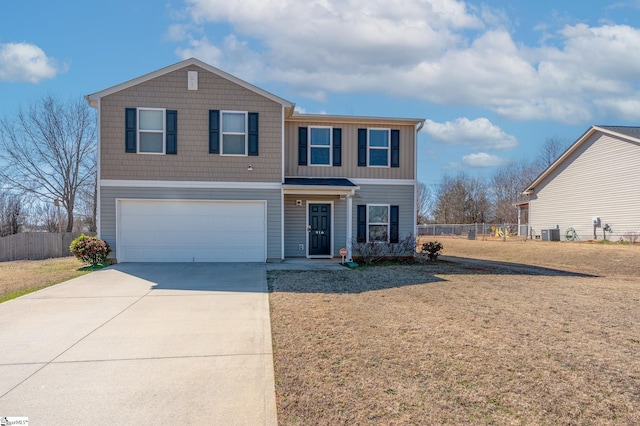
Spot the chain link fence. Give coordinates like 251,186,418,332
417,223,522,240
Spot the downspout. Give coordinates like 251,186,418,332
413,120,425,239
281,105,285,260
85,95,102,239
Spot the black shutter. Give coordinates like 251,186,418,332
125,108,137,153
391,129,400,168
357,205,367,243
248,112,259,156
166,110,177,155
209,110,220,154
332,128,342,166
298,127,308,165
390,205,399,243
357,128,367,166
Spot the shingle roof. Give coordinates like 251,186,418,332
284,178,357,187
597,126,640,139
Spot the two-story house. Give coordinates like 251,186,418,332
86,58,424,263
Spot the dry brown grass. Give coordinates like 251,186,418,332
0,256,88,302
269,239,640,425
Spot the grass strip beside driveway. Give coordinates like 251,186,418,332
0,257,90,303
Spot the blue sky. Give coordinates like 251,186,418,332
1,0,640,186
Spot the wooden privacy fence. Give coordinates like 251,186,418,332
0,232,95,262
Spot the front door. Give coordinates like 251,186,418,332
309,203,331,256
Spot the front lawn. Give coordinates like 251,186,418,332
268,240,640,424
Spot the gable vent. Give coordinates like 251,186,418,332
188,71,198,90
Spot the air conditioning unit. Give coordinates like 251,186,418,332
541,228,560,241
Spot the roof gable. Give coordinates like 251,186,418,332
523,125,640,193
86,58,294,109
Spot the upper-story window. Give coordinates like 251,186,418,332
125,108,177,155
309,127,332,165
358,128,400,168
221,111,247,155
209,110,259,156
297,126,342,167
138,108,165,154
368,129,390,167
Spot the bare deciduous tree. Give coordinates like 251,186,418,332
416,182,433,224
0,96,96,232
433,173,490,224
491,160,538,223
0,192,23,237
30,202,66,233
535,137,570,172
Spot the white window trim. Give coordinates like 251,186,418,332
220,110,248,156
308,126,333,166
367,128,390,168
137,107,166,155
367,203,390,243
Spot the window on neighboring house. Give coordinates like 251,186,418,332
221,111,247,155
368,129,390,167
309,127,332,165
138,108,165,154
368,204,389,242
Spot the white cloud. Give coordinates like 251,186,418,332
461,152,505,167
176,34,265,82
175,36,223,66
166,24,192,42
423,117,517,150
173,0,640,123
594,97,640,121
0,42,61,83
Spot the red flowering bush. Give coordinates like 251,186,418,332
70,234,112,266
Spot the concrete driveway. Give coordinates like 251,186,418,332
0,263,277,425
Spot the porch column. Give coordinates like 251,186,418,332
517,205,521,236
346,194,353,261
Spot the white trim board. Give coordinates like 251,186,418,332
350,178,415,186
101,179,282,189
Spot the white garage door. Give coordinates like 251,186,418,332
117,200,266,262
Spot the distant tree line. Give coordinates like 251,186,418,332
0,96,96,236
417,137,570,224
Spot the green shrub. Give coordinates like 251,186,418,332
421,241,443,261
351,234,418,264
70,234,111,266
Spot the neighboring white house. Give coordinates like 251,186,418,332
522,125,640,242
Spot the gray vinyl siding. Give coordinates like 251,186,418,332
285,121,416,179
283,195,347,257
529,132,640,240
100,186,282,261
352,184,416,238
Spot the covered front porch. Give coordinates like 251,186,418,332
282,178,359,260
